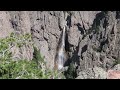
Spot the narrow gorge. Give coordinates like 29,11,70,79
0,11,120,79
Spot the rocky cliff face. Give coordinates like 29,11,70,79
1,11,120,78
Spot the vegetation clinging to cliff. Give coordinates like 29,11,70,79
0,33,65,79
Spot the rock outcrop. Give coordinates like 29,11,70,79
76,66,107,79
1,11,120,78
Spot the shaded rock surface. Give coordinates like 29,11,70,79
1,11,120,78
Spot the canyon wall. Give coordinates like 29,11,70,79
1,11,120,78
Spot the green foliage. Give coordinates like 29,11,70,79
0,32,65,79
92,46,101,52
117,60,120,64
33,46,44,64
0,59,65,79
64,62,77,79
10,32,33,48
112,59,120,68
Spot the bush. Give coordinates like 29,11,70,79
64,62,77,79
112,59,120,68
0,33,65,79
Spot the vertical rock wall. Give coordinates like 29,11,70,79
1,11,120,73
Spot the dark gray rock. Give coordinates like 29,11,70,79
1,11,120,74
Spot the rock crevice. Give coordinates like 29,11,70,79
1,11,120,78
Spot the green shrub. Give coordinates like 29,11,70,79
0,59,65,79
92,46,101,52
112,59,120,68
0,33,65,79
64,62,77,79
